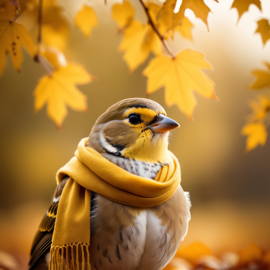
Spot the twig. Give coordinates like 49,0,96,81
34,54,53,76
37,0,43,50
34,0,53,76
9,8,25,23
138,0,175,58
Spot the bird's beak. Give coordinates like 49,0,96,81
148,114,180,133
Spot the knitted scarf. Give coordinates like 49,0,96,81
49,138,181,270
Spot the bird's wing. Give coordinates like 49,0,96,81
29,177,69,270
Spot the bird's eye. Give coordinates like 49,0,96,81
128,113,141,125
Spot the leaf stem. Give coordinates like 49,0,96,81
9,8,25,23
34,54,53,76
138,0,175,58
37,0,43,49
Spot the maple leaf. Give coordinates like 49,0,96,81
143,49,217,121
173,16,194,41
119,21,162,72
249,62,270,90
160,0,211,30
111,0,134,29
0,21,36,76
34,64,93,128
156,1,194,41
242,122,267,152
231,0,261,22
255,19,270,46
248,95,270,121
0,0,16,20
74,5,98,38
42,0,70,49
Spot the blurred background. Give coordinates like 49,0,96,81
0,0,270,267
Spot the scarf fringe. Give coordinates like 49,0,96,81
49,243,91,270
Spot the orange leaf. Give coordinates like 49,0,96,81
175,242,212,264
34,64,93,128
231,0,261,22
0,21,36,76
255,19,270,46
143,50,217,121
238,244,264,264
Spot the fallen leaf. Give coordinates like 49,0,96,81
255,19,270,46
238,244,264,264
143,50,217,121
74,5,98,37
175,242,212,264
163,257,192,270
0,21,36,76
9,0,20,10
34,64,93,127
242,122,267,152
263,250,270,264
119,20,162,72
231,0,261,22
111,0,134,29
249,62,270,90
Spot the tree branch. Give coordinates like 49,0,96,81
37,0,43,48
138,0,175,58
34,0,53,76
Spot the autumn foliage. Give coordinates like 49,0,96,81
0,1,269,142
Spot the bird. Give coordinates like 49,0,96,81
29,98,191,270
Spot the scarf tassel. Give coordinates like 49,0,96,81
49,243,91,270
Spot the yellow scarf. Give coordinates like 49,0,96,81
49,138,181,270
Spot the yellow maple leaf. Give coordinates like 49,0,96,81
42,0,70,49
119,21,162,72
0,21,36,76
143,49,217,121
242,122,267,152
74,5,98,38
160,0,211,30
156,1,193,41
0,0,16,20
249,62,270,90
34,64,93,128
173,16,194,41
255,19,270,46
175,242,212,264
231,0,261,21
111,0,134,29
248,95,270,121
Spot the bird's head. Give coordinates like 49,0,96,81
87,98,179,164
